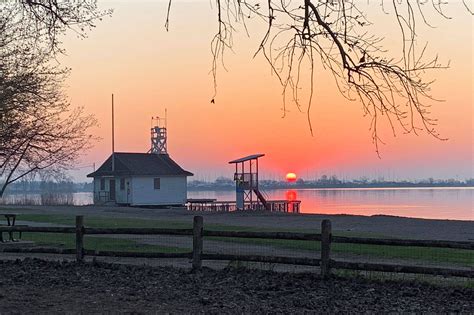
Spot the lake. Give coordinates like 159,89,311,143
3,188,472,220
188,187,473,220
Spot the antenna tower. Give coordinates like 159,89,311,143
150,111,167,154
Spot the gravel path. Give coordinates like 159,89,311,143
0,258,472,314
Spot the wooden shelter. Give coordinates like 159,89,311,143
87,116,192,206
87,153,193,206
228,154,269,210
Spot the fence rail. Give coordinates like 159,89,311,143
84,228,194,236
3,247,76,255
203,230,321,241
202,253,321,266
0,215,472,278
83,250,192,259
0,226,76,233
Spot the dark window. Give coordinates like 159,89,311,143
154,178,160,190
100,178,105,190
120,178,125,190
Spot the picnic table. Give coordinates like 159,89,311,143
1,213,20,242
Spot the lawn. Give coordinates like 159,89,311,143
205,236,473,267
19,232,188,253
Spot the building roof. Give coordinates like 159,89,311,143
228,154,265,164
87,153,193,178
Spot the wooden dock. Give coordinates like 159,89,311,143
186,199,301,213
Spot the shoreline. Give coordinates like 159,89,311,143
4,185,473,195
188,185,474,191
2,203,474,222
1,187,472,220
298,211,474,222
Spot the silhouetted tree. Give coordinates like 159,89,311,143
319,175,328,183
5,1,111,55
215,176,234,185
296,178,305,185
0,2,106,197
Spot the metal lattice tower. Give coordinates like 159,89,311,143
150,116,167,154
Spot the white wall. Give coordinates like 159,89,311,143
130,176,187,206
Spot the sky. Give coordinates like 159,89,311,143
61,0,473,182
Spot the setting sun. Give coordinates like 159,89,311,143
286,172,297,182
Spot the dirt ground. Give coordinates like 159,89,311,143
1,204,473,241
0,258,472,314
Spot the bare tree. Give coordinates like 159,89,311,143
0,2,106,196
167,0,472,154
0,55,97,196
5,0,111,55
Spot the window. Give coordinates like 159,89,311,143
120,178,125,190
100,178,105,190
154,178,160,190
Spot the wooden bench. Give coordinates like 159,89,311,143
4,213,16,226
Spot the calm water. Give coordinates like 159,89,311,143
4,188,472,220
188,187,473,221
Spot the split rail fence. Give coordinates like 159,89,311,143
0,216,472,278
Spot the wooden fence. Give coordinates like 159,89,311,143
0,216,472,278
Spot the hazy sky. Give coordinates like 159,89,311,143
61,0,473,182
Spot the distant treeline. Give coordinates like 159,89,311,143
4,181,93,194
4,177,472,194
189,176,474,191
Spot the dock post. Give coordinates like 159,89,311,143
192,216,203,270
321,219,332,279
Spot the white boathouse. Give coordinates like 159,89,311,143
87,117,193,206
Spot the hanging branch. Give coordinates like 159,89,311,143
167,0,468,154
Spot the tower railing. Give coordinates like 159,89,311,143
233,173,258,190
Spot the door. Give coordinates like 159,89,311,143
126,180,131,204
109,179,116,201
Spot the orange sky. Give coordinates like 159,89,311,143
62,0,473,181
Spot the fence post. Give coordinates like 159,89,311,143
321,219,332,278
192,216,203,270
76,215,84,263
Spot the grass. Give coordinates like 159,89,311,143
4,213,192,229
2,212,472,267
19,232,188,253
2,213,191,253
3,212,382,236
205,236,473,267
